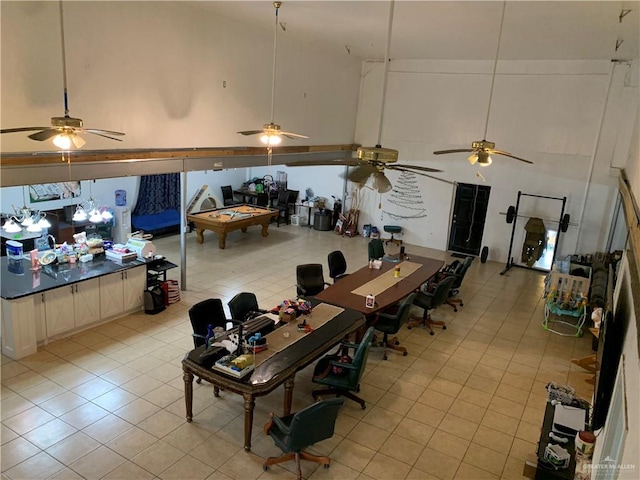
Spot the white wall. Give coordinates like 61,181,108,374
354,58,639,261
0,1,361,151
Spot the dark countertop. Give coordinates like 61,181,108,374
1,256,147,300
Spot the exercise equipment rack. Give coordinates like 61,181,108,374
500,191,570,275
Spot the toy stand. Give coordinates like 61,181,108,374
543,302,588,337
543,271,590,337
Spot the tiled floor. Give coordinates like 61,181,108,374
1,224,595,480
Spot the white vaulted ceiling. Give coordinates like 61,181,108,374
198,1,639,62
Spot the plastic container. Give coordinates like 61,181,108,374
115,189,127,206
6,240,23,260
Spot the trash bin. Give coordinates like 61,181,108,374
313,211,332,231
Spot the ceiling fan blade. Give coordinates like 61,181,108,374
391,167,455,185
387,164,443,174
84,128,125,137
286,158,361,167
433,149,475,155
85,131,123,142
492,150,534,164
281,131,309,139
237,130,263,136
1,127,49,134
348,165,376,184
28,129,60,141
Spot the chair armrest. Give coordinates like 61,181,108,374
339,341,360,351
192,333,207,340
328,360,358,372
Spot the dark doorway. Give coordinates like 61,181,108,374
448,183,491,256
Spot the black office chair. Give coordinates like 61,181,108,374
368,238,385,260
263,398,344,479
221,186,240,206
371,293,416,360
275,189,291,227
228,292,267,322
296,264,329,296
327,250,349,283
443,256,473,312
189,298,238,386
312,327,375,409
408,275,456,334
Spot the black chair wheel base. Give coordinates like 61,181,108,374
430,331,434,336
324,464,330,469
443,326,447,330
402,351,408,356
196,378,202,384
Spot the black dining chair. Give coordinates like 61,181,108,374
221,186,240,206
275,189,291,226
263,398,345,479
296,264,329,296
327,250,349,283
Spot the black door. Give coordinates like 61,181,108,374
448,183,491,256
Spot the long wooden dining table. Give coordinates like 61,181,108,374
315,254,444,314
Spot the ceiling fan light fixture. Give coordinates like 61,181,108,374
357,146,399,163
468,153,478,165
53,133,72,149
372,171,393,193
260,133,282,146
477,152,492,166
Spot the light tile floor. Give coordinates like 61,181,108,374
1,224,595,480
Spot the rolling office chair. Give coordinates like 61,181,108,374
368,238,385,260
312,327,375,409
221,186,240,206
263,398,345,479
383,225,403,246
371,293,416,360
189,298,239,387
442,256,473,312
228,292,267,322
327,250,349,283
408,275,456,334
296,264,329,296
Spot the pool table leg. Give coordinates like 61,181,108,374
218,232,227,249
261,222,270,237
195,228,205,244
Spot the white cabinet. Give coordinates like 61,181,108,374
1,297,38,359
100,266,146,319
45,278,100,336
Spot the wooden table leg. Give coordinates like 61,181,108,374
242,393,255,451
218,233,227,249
261,222,270,237
283,376,295,415
183,369,194,422
195,229,205,244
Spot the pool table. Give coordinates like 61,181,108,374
187,204,279,249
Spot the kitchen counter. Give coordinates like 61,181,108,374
1,255,146,300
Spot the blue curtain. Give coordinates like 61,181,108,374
133,174,180,215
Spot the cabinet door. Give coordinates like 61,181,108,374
100,272,125,319
123,266,146,312
74,278,101,327
45,286,76,337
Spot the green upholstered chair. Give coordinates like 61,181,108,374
263,398,344,480
383,225,403,246
371,293,416,360
312,326,375,410
408,275,456,334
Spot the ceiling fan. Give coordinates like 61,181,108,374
237,1,307,146
432,1,532,167
0,1,124,149
286,0,443,193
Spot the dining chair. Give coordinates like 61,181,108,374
263,398,344,479
327,250,349,283
371,293,416,360
408,275,456,334
228,292,267,322
275,189,291,226
296,264,329,296
311,327,375,409
221,185,240,206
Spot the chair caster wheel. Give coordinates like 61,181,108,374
407,325,412,330
403,351,408,356
453,307,458,312
383,353,388,360
196,378,202,384
263,465,269,471
324,464,330,469
429,331,434,336
460,302,464,307
443,326,447,330
394,340,400,345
